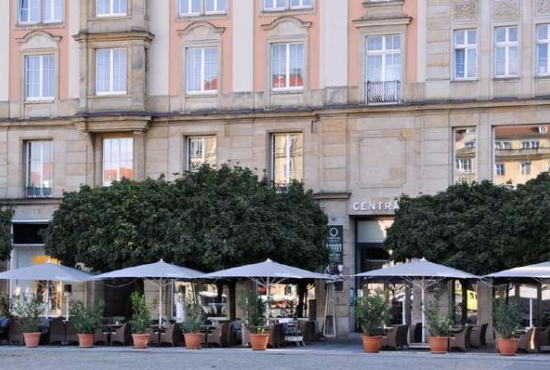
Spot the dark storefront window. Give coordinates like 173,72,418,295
12,223,48,244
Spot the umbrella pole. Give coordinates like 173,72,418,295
45,280,49,319
266,277,270,319
159,278,163,326
529,298,533,328
421,277,425,343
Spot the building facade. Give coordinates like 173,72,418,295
2,0,550,334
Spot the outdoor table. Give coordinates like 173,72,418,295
207,317,230,326
101,324,122,345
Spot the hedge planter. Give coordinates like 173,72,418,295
132,334,149,349
428,337,449,354
498,338,518,356
23,333,41,348
249,333,269,350
77,334,95,348
362,336,383,353
184,333,203,349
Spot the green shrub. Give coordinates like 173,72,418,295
129,292,150,334
493,298,522,340
424,292,453,337
13,296,43,333
355,292,388,336
70,299,105,334
180,300,204,334
239,292,267,334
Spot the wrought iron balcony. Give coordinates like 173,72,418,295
26,186,52,199
366,80,401,105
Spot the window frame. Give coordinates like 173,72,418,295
178,0,227,17
494,25,519,78
185,46,220,95
536,24,550,76
270,42,305,92
18,0,63,25
520,162,531,176
186,135,217,171
453,28,478,80
204,0,226,15
365,34,402,83
95,48,127,96
42,0,63,23
102,137,134,186
289,0,312,10
495,163,505,177
24,54,56,102
95,0,127,17
25,140,54,197
270,132,304,186
262,0,313,12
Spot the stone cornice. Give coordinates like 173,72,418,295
0,198,62,206
73,30,155,44
314,192,352,200
73,115,151,133
261,16,312,31
16,30,62,44
177,21,225,36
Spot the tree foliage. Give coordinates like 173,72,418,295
385,173,550,275
44,165,328,273
0,208,13,261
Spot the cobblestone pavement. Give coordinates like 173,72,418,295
1,344,550,370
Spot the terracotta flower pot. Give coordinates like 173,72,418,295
184,333,203,349
362,335,383,353
428,336,449,354
132,333,149,349
498,338,518,356
23,332,41,348
77,333,95,348
249,333,269,351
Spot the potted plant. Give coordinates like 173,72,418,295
355,292,388,353
180,300,204,349
70,299,105,348
240,292,269,350
493,298,522,356
13,296,43,348
424,293,453,354
129,292,151,349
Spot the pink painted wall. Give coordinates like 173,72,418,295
9,1,70,101
253,6,321,92
403,0,418,83
169,0,233,96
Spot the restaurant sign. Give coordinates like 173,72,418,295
325,225,343,276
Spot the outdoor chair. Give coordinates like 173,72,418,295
470,324,488,348
111,323,130,346
0,318,9,344
94,327,109,345
397,325,409,348
302,321,317,342
413,322,422,343
241,325,250,347
49,320,66,344
228,321,241,346
539,327,550,349
8,320,23,345
206,322,230,347
450,326,472,352
518,327,539,353
159,323,183,347
268,324,285,348
382,326,399,350
147,328,159,347
65,321,78,344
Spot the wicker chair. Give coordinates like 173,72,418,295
450,326,472,352
470,324,488,348
538,327,549,348
8,320,23,345
111,323,130,346
49,320,66,344
382,326,399,350
268,324,284,348
302,321,317,342
206,322,230,347
518,328,539,353
159,323,183,347
94,327,109,345
65,321,78,344
228,321,241,346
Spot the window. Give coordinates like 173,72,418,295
521,141,540,149
96,0,127,16
454,128,476,183
495,141,512,150
520,162,531,175
537,24,550,75
454,29,477,79
495,26,518,77
25,55,55,101
271,43,304,91
496,163,505,177
366,35,401,82
19,0,62,24
290,0,312,9
263,0,285,11
103,138,133,186
271,133,303,186
179,0,200,15
96,48,127,95
186,47,219,93
179,0,226,15
26,141,53,198
205,0,226,14
187,136,217,171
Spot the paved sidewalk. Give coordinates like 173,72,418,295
1,343,550,370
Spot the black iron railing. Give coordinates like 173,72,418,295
366,80,401,105
26,186,52,198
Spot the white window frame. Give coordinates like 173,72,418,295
456,158,472,173
289,0,312,10
95,48,127,96
520,162,531,175
42,0,62,23
495,26,518,78
186,47,219,94
187,136,217,171
96,0,127,17
25,55,55,102
263,0,286,11
26,140,53,194
204,0,226,14
102,137,133,186
365,34,402,83
537,24,550,76
271,133,303,185
454,29,477,80
270,43,305,92
179,0,201,16
18,0,39,24
495,163,505,177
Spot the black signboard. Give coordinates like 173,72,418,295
326,226,343,265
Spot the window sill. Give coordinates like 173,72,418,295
186,91,219,97
271,88,304,95
493,76,520,81
451,79,479,83
95,14,130,19
260,7,315,17
15,22,65,30
534,75,550,80
176,12,229,22
25,98,55,104
92,92,128,98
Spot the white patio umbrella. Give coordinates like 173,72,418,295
94,259,203,325
201,259,331,317
0,261,95,318
485,261,550,328
354,258,480,343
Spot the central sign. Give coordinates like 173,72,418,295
351,200,399,212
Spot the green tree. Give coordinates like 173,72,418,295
44,165,328,273
385,174,550,275
0,208,13,261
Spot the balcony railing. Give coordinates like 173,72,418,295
366,80,401,105
26,186,52,198
495,148,550,157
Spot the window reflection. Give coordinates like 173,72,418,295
188,136,216,171
272,133,303,186
454,128,477,184
494,125,550,185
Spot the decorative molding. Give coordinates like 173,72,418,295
314,192,351,200
452,0,478,21
177,21,226,36
536,0,550,15
261,16,312,31
73,115,151,133
16,30,62,45
73,31,154,43
494,0,519,19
